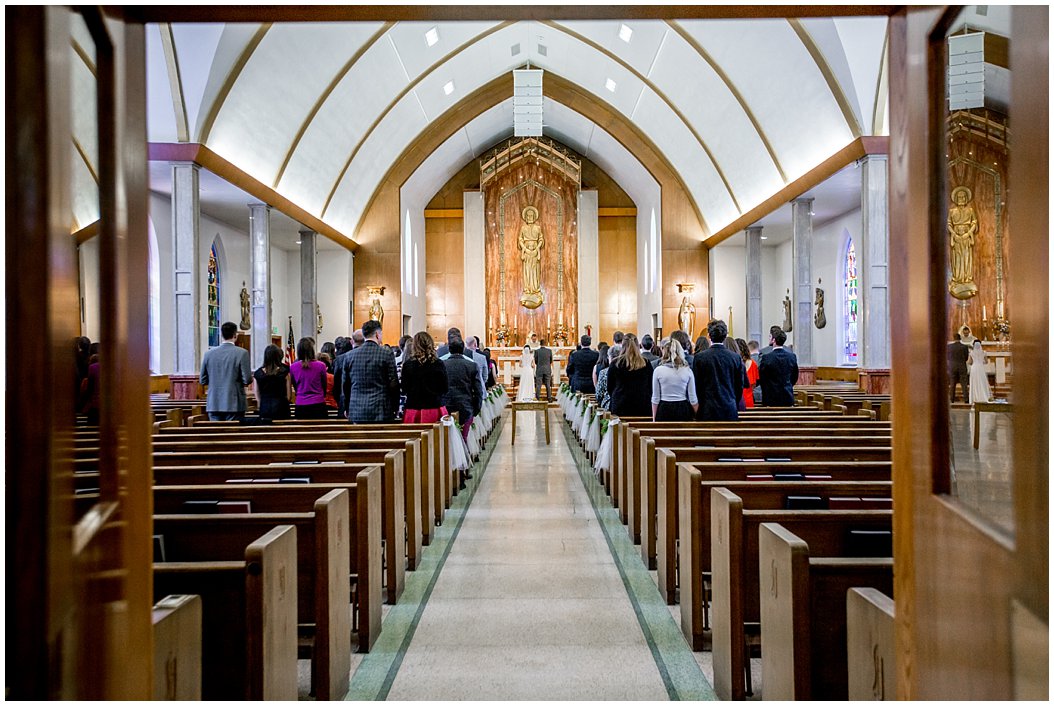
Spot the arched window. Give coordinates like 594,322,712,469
843,237,858,363
207,243,220,347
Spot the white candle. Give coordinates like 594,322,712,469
983,304,987,320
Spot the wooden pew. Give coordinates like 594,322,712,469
153,470,383,654
149,453,406,606
759,522,894,700
153,594,202,700
640,427,890,590
155,424,446,543
846,587,896,700
709,489,892,700
677,470,892,648
154,489,351,700
153,525,298,700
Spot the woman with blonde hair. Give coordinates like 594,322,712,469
400,331,450,424
606,333,653,417
651,338,698,421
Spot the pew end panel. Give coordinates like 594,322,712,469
679,464,707,649
356,465,383,653
711,487,745,700
245,525,299,701
758,521,812,701
314,489,352,700
847,587,896,700
383,449,406,604
654,447,678,601
152,594,202,700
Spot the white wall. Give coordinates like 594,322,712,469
398,202,427,337
636,196,663,336
317,249,353,343
78,236,101,342
761,240,793,346
709,244,747,340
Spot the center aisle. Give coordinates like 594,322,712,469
385,410,669,700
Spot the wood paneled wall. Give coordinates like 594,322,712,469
424,214,464,343
598,215,637,342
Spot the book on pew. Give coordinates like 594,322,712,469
746,474,775,481
773,473,807,481
862,497,893,509
290,460,321,465
804,474,833,480
182,500,220,514
847,529,894,557
693,445,716,449
217,501,251,513
829,497,864,509
785,495,825,510
74,487,100,495
225,478,255,484
765,457,793,462
153,534,166,562
279,477,311,484
717,457,743,462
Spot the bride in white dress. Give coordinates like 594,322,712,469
516,345,535,402
968,340,992,404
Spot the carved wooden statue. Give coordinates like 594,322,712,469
814,287,826,329
782,290,793,332
518,205,544,309
239,282,251,331
948,186,979,299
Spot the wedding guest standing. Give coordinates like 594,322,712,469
346,320,400,423
290,337,329,419
607,334,653,417
401,332,449,423
566,335,600,393
199,321,252,421
759,328,798,407
692,320,744,421
253,344,292,420
735,337,759,409
651,339,698,421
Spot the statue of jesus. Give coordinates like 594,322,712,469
518,205,544,309
947,185,979,299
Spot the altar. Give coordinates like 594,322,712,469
491,345,575,386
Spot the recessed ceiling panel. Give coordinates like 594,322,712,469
387,21,501,81
555,20,669,79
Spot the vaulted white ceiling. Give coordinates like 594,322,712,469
72,16,891,243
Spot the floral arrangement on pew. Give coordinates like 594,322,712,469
585,408,602,454
442,415,471,472
593,417,617,476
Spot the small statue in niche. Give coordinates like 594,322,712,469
947,185,979,300
678,296,696,340
814,282,827,329
782,290,794,333
239,282,251,330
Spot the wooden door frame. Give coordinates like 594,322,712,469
889,6,1048,699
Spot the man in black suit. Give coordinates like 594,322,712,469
640,334,660,365
565,335,599,393
534,339,554,401
758,328,798,407
436,326,460,359
947,333,970,403
345,319,400,423
692,319,745,421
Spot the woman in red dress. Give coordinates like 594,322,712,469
735,337,759,409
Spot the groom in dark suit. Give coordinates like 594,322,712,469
947,333,970,403
758,328,799,407
534,339,554,401
692,319,745,421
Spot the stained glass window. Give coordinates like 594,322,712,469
207,243,220,347
844,237,858,363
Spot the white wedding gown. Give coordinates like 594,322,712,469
968,348,992,404
516,351,535,402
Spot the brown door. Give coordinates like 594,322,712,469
7,7,153,698
889,6,1047,699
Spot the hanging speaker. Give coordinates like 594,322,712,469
513,69,543,136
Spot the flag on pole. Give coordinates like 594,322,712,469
287,316,296,364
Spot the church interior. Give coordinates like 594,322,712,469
6,5,1048,701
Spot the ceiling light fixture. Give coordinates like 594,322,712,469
424,26,439,47
760,236,768,240
443,80,455,96
605,78,617,93
619,24,633,42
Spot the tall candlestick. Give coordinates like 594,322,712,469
983,304,987,320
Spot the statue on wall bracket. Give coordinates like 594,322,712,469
782,289,793,332
239,282,251,330
367,285,385,326
814,280,827,329
518,205,545,309
676,283,696,340
948,185,979,300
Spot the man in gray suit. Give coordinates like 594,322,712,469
199,321,252,421
534,339,554,401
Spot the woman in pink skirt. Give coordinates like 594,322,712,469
400,331,449,424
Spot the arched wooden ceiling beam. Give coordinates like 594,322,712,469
271,21,394,188
542,20,742,214
665,20,788,183
787,19,864,138
72,136,99,184
353,69,710,241
70,37,97,76
321,21,515,217
197,23,271,144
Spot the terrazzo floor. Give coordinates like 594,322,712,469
346,409,716,701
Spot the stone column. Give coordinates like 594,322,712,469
248,203,271,369
299,229,318,342
578,190,600,341
791,197,814,365
463,191,486,340
745,225,763,346
860,155,890,371
171,161,200,376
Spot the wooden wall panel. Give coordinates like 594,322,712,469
424,215,464,343
597,215,636,342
